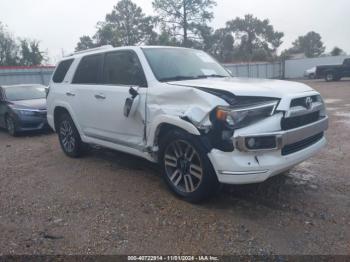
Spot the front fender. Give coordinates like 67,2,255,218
147,114,201,147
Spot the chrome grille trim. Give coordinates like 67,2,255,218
285,101,324,118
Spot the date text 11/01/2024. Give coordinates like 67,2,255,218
127,256,219,261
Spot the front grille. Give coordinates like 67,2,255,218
281,111,320,130
290,95,318,108
282,132,324,156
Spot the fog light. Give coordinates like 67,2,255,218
245,136,277,150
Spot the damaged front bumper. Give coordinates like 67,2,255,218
207,116,328,185
235,116,328,152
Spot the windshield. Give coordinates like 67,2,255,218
4,85,46,101
143,48,230,82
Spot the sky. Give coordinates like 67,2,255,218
0,0,349,64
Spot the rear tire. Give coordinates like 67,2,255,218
5,115,18,137
159,129,220,203
57,113,85,158
325,72,335,82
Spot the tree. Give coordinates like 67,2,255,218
75,36,96,51
147,27,180,46
205,28,234,62
20,39,46,66
152,0,216,47
331,46,345,56
291,31,325,58
0,23,19,66
225,14,284,61
75,0,156,50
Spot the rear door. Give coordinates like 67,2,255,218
70,53,104,137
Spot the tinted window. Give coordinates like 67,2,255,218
73,54,103,84
344,59,350,66
4,85,46,101
103,51,147,87
53,59,74,83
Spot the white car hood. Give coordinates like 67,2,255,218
168,77,314,98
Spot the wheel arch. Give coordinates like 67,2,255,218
53,106,83,137
148,115,201,149
53,106,70,131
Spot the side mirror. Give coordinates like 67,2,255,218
45,87,50,98
124,87,140,117
129,86,139,98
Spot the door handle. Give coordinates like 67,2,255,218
66,92,75,97
94,94,106,100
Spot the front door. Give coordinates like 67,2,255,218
72,50,148,148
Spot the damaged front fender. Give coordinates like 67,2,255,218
145,83,233,153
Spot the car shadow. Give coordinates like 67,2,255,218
85,145,160,174
84,145,311,213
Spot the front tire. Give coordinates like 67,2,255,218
6,115,18,137
57,113,85,158
159,129,220,203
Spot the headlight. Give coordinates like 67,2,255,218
13,109,36,116
214,101,279,129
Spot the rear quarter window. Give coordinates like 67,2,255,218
53,59,74,83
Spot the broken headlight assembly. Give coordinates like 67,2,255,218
204,99,279,152
212,100,279,130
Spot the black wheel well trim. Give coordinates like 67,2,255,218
53,106,70,131
154,123,220,156
155,123,194,146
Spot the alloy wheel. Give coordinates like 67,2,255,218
164,140,203,193
326,73,333,81
6,117,15,136
59,120,76,153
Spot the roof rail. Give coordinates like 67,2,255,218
67,45,114,56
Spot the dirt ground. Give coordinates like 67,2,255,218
0,79,349,255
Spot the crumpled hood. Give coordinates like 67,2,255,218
168,77,314,98
10,98,47,110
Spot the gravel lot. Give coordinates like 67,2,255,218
0,80,349,255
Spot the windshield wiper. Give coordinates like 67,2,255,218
196,74,228,78
159,76,202,82
160,74,227,82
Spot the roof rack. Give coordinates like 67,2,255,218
67,45,114,56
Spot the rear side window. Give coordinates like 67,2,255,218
73,54,103,84
53,59,74,83
103,51,147,87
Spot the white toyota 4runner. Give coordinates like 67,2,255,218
47,46,328,202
